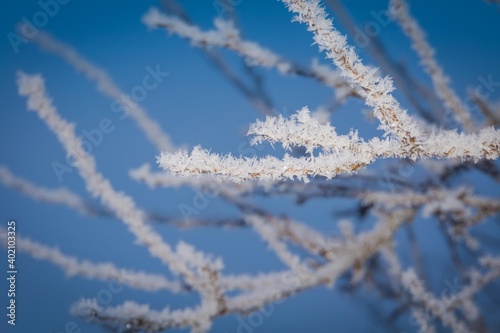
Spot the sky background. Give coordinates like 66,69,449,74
0,0,499,332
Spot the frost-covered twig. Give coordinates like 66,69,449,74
364,186,500,247
248,107,398,154
444,256,500,316
362,187,499,213
383,244,480,333
244,214,307,275
161,0,277,116
0,228,187,293
381,246,437,333
159,144,378,182
401,269,469,333
390,0,476,133
20,27,176,152
0,223,304,294
71,300,202,333
0,165,93,215
9,1,500,331
469,90,500,127
226,208,412,313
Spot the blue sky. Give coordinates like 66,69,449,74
1,1,499,332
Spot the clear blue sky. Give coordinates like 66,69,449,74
0,1,499,332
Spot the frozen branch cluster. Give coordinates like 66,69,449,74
156,0,498,183
4,0,500,332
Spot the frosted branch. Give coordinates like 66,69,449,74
383,242,472,333
363,187,500,244
71,299,208,333
142,8,358,100
248,107,397,154
310,58,363,101
143,8,290,73
0,228,186,293
0,165,90,215
264,214,341,259
381,246,437,333
132,162,417,207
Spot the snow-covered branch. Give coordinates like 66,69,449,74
0,228,187,293
0,165,91,215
